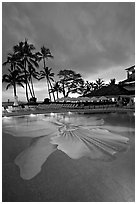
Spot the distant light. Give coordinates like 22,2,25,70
38,114,44,116
37,114,44,118
68,111,72,115
2,116,11,120
50,112,55,116
112,98,115,102
30,113,36,117
7,109,12,113
2,116,8,119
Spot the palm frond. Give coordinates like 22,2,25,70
6,83,12,90
17,82,24,88
49,73,54,77
2,74,10,82
2,61,8,66
50,78,54,82
29,58,39,68
38,76,45,80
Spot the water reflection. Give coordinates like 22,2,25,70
3,113,130,180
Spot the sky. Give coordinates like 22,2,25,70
2,2,135,102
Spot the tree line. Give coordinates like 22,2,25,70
2,39,115,103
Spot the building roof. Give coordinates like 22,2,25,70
85,84,134,97
125,65,135,71
119,77,135,84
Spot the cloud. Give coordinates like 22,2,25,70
2,2,135,101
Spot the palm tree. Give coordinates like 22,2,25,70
36,46,53,64
2,69,24,98
27,64,40,99
50,81,62,100
36,46,54,101
2,52,25,104
83,81,95,95
109,78,116,86
3,52,22,72
13,39,39,102
39,67,55,101
94,78,105,90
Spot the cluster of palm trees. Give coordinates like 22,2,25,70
3,39,55,102
3,39,107,103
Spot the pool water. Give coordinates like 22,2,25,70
2,112,135,202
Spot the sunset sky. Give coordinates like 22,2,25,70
2,2,135,102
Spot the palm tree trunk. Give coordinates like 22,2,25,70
43,57,52,101
62,82,66,97
52,90,56,102
47,80,51,101
13,83,19,106
57,91,59,99
48,80,56,102
30,76,35,98
26,81,29,101
24,60,29,102
66,92,69,98
27,80,33,98
13,82,17,97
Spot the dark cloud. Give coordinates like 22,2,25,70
2,2,135,101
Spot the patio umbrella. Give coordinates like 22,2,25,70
64,97,73,102
70,97,78,102
56,97,72,102
99,96,108,101
83,97,91,101
89,97,98,101
77,96,90,102
56,97,65,102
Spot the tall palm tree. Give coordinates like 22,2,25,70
50,81,62,100
3,52,25,103
2,69,24,98
37,46,54,64
13,39,39,102
27,64,40,99
40,67,55,101
36,46,54,101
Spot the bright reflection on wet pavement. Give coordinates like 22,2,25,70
3,113,131,180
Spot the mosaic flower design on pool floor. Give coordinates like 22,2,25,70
8,115,129,180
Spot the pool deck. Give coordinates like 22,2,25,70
2,107,135,117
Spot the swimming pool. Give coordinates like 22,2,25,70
2,112,135,202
